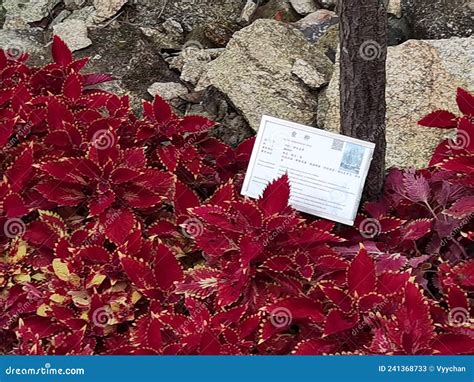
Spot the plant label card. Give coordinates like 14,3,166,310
241,116,376,225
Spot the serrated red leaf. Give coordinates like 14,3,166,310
456,87,474,116
52,35,73,67
347,246,376,297
258,174,290,216
153,243,184,292
418,110,457,128
63,72,82,101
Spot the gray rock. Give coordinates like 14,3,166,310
206,19,334,131
252,0,300,23
240,0,259,24
134,0,245,31
66,6,96,27
2,0,61,28
0,29,49,66
292,10,339,43
140,26,183,50
402,0,473,39
53,19,92,51
318,37,474,169
162,18,184,36
387,15,412,46
147,82,189,100
49,9,72,29
291,59,328,89
92,0,127,23
64,0,87,10
318,0,337,10
75,24,181,110
289,0,319,15
387,0,402,17
170,48,213,86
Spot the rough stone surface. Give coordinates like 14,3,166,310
170,48,213,86
49,9,72,28
140,20,184,50
291,59,328,89
292,10,338,43
319,0,337,9
2,0,61,28
66,6,96,27
240,0,259,24
387,14,412,46
134,0,246,31
148,82,189,100
206,19,333,131
92,0,127,23
318,37,474,169
0,29,49,66
252,0,300,23
289,0,319,15
75,24,181,110
387,0,402,17
53,19,92,51
402,0,473,39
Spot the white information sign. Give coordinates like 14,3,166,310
241,116,375,225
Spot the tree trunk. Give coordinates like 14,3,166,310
338,0,387,200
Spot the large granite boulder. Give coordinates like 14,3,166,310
318,36,474,169
206,19,334,131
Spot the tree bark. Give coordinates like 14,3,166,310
338,0,387,200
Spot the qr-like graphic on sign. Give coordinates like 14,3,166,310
331,139,344,151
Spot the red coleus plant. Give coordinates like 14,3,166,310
0,38,472,355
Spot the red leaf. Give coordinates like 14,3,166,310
63,72,82,101
180,115,215,134
258,174,290,216
153,95,172,124
157,145,179,172
153,243,184,292
102,208,135,245
6,144,33,192
77,246,110,263
443,196,474,219
83,73,115,86
456,87,474,116
432,334,474,355
323,309,358,337
52,35,73,67
347,245,376,297
418,110,457,128
402,219,432,241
